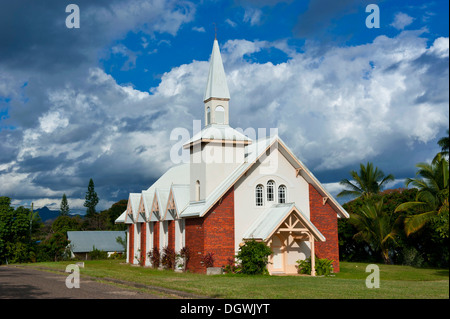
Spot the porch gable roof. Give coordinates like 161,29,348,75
242,203,325,242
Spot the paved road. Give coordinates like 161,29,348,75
0,265,161,299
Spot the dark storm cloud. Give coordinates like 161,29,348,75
0,1,102,72
293,0,374,39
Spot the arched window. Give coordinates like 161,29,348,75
215,105,225,124
278,185,286,204
195,180,200,201
267,180,275,202
255,184,264,206
206,107,211,125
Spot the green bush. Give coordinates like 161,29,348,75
89,246,108,260
297,256,334,276
236,240,272,275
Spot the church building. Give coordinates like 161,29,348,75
115,38,349,275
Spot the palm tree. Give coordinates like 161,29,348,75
350,199,399,264
433,129,449,163
438,129,449,156
337,162,395,199
395,154,449,236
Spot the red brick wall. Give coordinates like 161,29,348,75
168,220,175,251
128,224,134,264
153,221,160,250
185,216,204,273
140,223,146,265
185,187,235,273
203,187,235,270
309,183,340,272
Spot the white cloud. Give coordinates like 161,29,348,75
225,18,237,28
243,8,262,26
391,12,415,30
1,23,448,209
192,26,206,32
39,111,69,134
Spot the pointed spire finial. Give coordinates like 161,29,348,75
213,22,217,40
203,35,230,102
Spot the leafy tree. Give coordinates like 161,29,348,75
0,198,33,264
60,193,70,216
395,154,449,236
43,232,70,262
100,199,127,230
51,215,82,234
84,178,99,218
349,199,400,264
337,162,395,199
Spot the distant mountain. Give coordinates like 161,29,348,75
35,206,85,223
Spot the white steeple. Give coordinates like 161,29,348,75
203,38,230,102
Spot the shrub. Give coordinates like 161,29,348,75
236,240,272,275
161,246,176,269
178,246,191,272
296,256,334,276
148,248,160,269
89,246,108,260
200,252,215,268
224,257,241,274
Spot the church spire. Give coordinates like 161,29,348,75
203,38,230,103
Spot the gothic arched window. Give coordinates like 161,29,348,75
196,180,200,201
206,107,211,125
255,184,264,206
278,185,286,204
267,180,275,202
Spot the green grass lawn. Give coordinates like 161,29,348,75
26,260,449,299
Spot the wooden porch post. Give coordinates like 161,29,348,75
310,234,315,277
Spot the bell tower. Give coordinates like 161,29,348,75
184,37,252,202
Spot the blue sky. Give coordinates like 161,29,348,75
103,0,449,91
0,0,448,212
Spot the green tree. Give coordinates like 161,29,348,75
60,193,70,216
84,178,99,218
395,154,449,236
337,162,395,199
350,199,400,264
51,215,82,234
100,199,127,230
0,197,33,264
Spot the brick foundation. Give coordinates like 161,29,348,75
309,184,340,272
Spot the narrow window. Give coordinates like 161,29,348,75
255,184,264,206
278,185,286,203
267,180,275,202
206,107,211,125
196,180,200,201
215,105,225,124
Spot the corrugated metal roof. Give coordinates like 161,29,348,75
67,231,126,253
183,124,252,147
243,203,325,242
115,211,126,224
172,184,190,217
